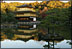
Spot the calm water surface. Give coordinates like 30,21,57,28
1,24,71,48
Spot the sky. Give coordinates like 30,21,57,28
3,1,69,3
4,1,42,3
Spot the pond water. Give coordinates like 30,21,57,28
1,24,71,48
1,39,71,48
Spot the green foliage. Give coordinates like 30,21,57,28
39,7,71,39
1,8,18,23
1,28,15,39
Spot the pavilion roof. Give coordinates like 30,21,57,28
16,4,35,8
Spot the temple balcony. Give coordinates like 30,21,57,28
17,21,40,24
17,29,38,33
16,8,36,12
16,13,37,17
15,11,36,13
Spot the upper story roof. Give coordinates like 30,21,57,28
16,4,35,8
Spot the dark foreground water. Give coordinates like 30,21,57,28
1,39,71,48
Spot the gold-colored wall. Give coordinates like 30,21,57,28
18,29,38,33
16,13,37,17
17,8,36,12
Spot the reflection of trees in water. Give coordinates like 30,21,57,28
1,26,71,49
67,41,72,45
1,27,66,41
37,25,65,49
43,40,62,49
1,28,18,40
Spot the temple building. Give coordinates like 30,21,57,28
15,4,39,39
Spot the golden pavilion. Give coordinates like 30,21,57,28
15,4,38,39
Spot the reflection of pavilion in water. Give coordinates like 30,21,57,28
14,4,39,40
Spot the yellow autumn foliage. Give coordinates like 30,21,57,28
1,1,71,13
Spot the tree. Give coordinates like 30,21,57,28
39,7,71,39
